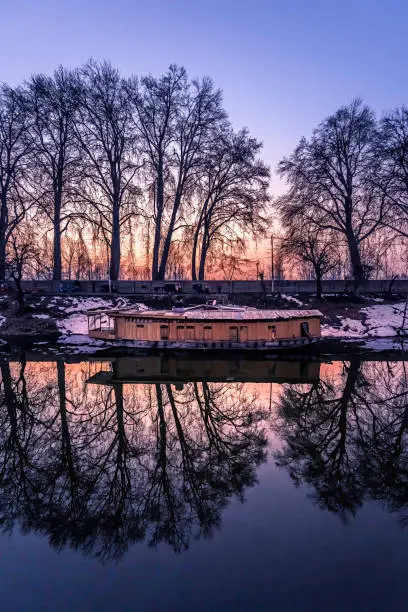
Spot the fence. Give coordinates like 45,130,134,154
20,278,408,295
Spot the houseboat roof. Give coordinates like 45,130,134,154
88,304,323,322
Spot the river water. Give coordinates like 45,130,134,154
0,354,407,611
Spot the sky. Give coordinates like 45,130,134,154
1,0,407,196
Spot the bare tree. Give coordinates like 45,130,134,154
0,85,32,281
7,224,42,311
27,66,80,283
191,128,269,280
280,222,340,298
130,65,226,280
277,99,387,286
74,60,141,281
377,107,408,238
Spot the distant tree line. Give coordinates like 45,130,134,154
0,61,269,283
1,64,408,285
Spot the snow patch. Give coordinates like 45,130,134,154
32,314,50,319
322,317,365,338
280,294,303,306
322,302,408,339
58,314,89,336
362,303,407,337
57,297,148,337
63,297,113,314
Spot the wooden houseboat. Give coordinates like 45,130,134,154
87,304,322,350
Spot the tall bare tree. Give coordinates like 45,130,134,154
0,85,32,281
280,221,340,298
27,66,80,283
377,107,408,238
277,99,387,285
7,222,43,310
191,128,269,280
74,60,141,281
130,65,226,280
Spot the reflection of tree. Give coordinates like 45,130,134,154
274,359,408,525
0,359,268,561
0,359,58,533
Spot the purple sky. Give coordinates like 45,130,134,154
2,0,407,192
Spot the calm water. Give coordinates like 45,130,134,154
0,354,407,611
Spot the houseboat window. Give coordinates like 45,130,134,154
203,325,213,340
98,314,113,332
186,326,195,340
177,325,185,340
160,325,169,340
229,326,238,341
301,322,310,337
240,326,248,341
268,325,276,340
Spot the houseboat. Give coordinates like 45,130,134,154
87,304,322,350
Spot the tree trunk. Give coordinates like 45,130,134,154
152,160,164,280
0,194,8,282
110,203,121,281
198,225,209,281
53,194,62,282
152,222,162,280
346,228,365,287
1,362,18,439
198,242,207,281
13,272,25,312
191,226,200,281
315,267,322,299
114,383,128,468
335,357,361,459
191,201,208,281
158,190,182,280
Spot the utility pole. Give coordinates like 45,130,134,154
108,251,112,294
271,234,274,293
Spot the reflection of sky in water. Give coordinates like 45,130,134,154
0,357,407,612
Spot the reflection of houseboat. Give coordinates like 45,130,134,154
87,356,321,385
87,304,322,350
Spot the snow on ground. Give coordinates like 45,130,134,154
56,297,116,336
362,303,407,337
32,314,50,319
322,317,366,338
58,314,89,335
280,294,304,307
0,314,5,328
322,302,408,339
63,297,114,314
57,296,148,338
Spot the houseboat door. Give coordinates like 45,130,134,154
239,326,248,341
268,325,277,340
176,325,185,340
229,326,239,342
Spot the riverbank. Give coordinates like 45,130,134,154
0,293,406,356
